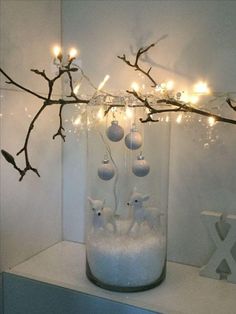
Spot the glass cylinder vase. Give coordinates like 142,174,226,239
86,101,170,292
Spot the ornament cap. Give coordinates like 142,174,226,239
137,152,145,160
111,120,118,125
102,153,109,164
131,123,138,132
125,124,142,150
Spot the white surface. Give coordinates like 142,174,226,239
0,0,62,271
8,241,236,314
62,0,236,267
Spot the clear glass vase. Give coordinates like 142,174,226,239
86,101,170,292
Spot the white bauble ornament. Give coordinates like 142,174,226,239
98,157,115,180
125,125,142,150
106,120,124,142
132,152,150,177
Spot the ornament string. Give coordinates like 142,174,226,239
98,131,119,214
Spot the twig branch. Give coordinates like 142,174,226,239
0,68,47,100
53,104,66,141
226,97,236,111
118,42,158,87
16,103,48,180
0,60,90,180
2,41,236,181
118,43,236,124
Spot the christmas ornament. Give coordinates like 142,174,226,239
106,120,124,142
98,156,115,180
125,124,142,150
132,152,150,177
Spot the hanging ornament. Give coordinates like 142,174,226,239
125,124,142,150
132,152,150,177
98,155,115,180
106,120,124,142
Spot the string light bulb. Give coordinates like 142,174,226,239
73,115,82,126
131,82,140,92
73,82,81,95
97,75,110,91
69,48,78,60
193,81,210,95
166,80,174,91
53,46,61,59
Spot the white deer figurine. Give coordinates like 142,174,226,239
127,190,162,233
88,197,117,233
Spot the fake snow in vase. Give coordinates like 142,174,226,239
86,190,166,292
97,156,115,180
125,124,142,150
132,152,150,177
106,120,124,142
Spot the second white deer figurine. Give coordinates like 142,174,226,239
127,190,162,233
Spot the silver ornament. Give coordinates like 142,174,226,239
106,120,124,142
125,124,142,150
98,157,115,180
132,152,150,177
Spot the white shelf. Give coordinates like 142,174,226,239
8,241,236,314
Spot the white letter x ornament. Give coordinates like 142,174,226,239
200,211,236,283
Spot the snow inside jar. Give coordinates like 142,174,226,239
86,105,170,292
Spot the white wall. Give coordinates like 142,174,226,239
62,0,236,266
0,0,62,270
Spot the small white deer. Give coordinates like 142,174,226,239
127,190,162,233
88,197,117,232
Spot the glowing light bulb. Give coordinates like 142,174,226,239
69,48,77,60
208,116,216,127
97,107,105,121
193,81,210,95
73,115,81,126
125,106,134,119
98,74,110,91
131,82,140,92
176,114,182,124
166,80,174,91
53,46,61,59
73,82,81,95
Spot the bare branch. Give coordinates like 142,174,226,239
53,104,66,141
2,42,236,182
15,103,48,180
0,68,47,100
118,42,158,87
226,98,236,111
31,69,50,82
